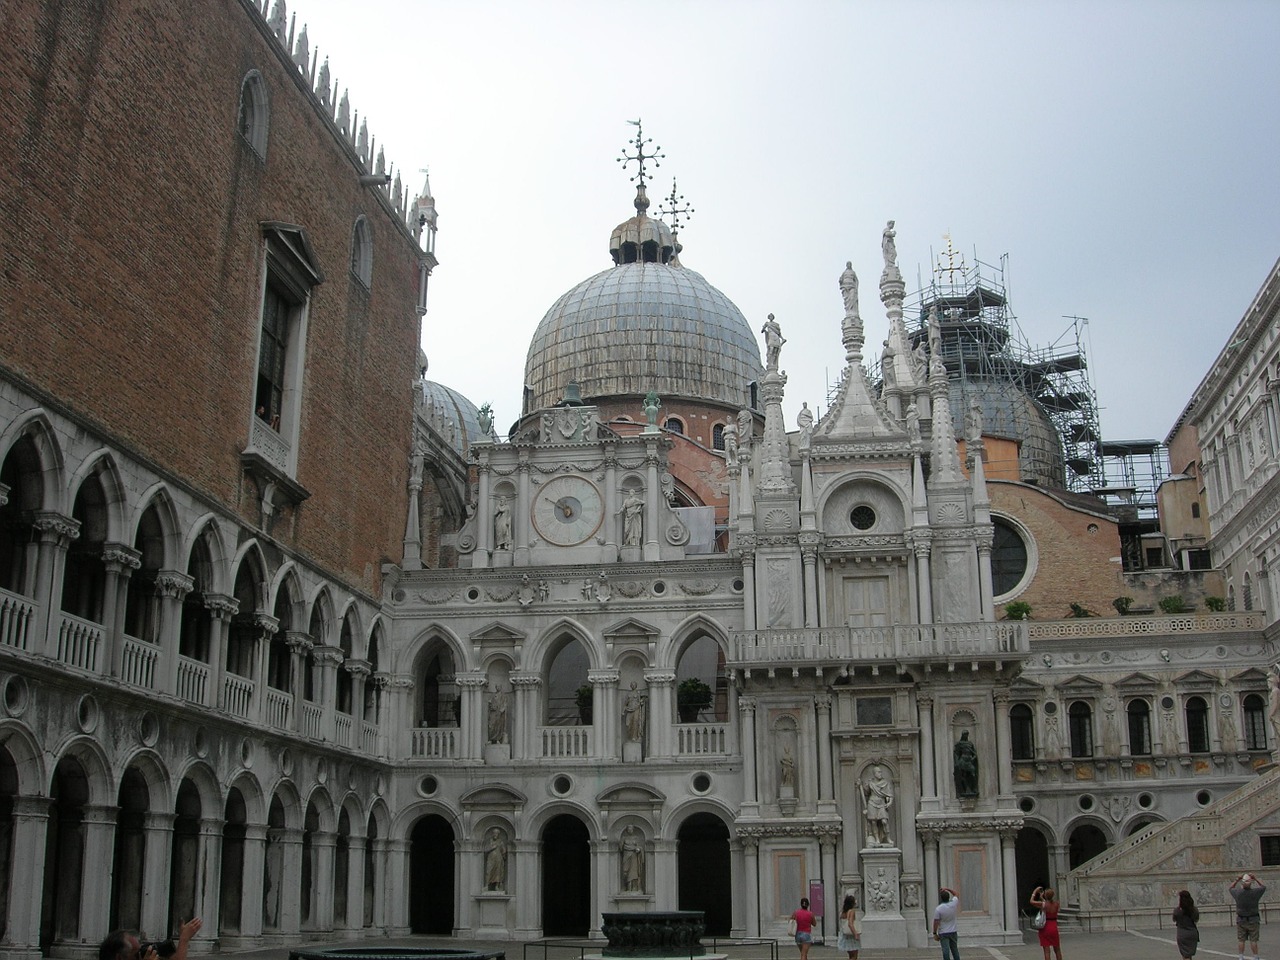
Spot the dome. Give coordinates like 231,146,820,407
524,262,763,412
421,379,484,456
950,380,1064,487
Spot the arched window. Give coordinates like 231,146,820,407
665,417,685,435
237,71,269,158
1127,699,1152,755
675,634,727,723
1191,501,1201,519
1010,703,1035,760
124,504,164,643
1185,696,1210,753
1243,694,1268,750
62,473,109,623
178,533,214,664
337,615,356,714
990,517,1031,598
712,423,726,451
350,216,372,288
1068,701,1094,758
546,637,589,725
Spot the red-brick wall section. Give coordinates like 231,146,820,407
0,0,419,595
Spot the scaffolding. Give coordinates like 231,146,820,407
900,243,1106,494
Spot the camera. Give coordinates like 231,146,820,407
139,941,176,958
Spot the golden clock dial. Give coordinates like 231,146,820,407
532,476,604,546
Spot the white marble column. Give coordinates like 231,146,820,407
918,695,938,805
603,447,619,562
922,830,940,922
32,512,78,657
78,804,118,945
384,838,411,934
474,460,492,567
141,811,176,939
155,571,194,696
993,692,1014,798
644,443,660,562
343,834,367,933
742,551,757,630
4,796,50,958
976,533,995,623
651,837,676,910
515,455,531,566
589,839,605,938
644,672,675,759
514,839,540,940
914,541,933,623
311,833,337,932
742,837,760,937
193,818,224,947
511,674,541,760
278,827,305,936
816,695,835,813
590,670,620,759
202,592,236,708
999,828,1019,933
239,824,268,939
740,697,759,810
102,544,140,679
801,546,819,628
819,832,839,941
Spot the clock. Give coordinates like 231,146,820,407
532,475,604,546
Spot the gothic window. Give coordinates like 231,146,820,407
124,503,164,643
665,417,685,435
1068,700,1094,758
228,558,264,679
178,532,214,662
1243,694,1267,750
1010,703,1035,760
61,473,108,623
1243,573,1253,611
267,585,294,691
712,423,726,450
337,615,355,714
0,435,42,595
1127,699,1152,755
1185,696,1210,753
350,216,372,288
676,634,727,723
1191,501,1200,519
990,517,1030,597
546,637,589,725
237,70,269,158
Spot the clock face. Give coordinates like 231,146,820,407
533,475,604,546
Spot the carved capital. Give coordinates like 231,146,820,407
253,612,280,637
32,510,80,542
156,571,196,600
102,543,143,572
285,631,314,654
588,670,621,686
510,673,543,688
738,696,757,714
313,645,346,666
203,592,238,618
344,658,372,678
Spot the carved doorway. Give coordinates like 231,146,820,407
677,814,731,935
409,815,455,934
541,815,590,936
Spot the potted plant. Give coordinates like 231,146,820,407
575,684,594,724
1113,596,1134,615
676,677,713,723
1067,602,1096,618
1204,596,1226,612
1004,601,1032,621
1158,595,1189,614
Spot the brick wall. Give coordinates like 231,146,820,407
0,0,420,594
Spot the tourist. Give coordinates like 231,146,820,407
1030,886,1062,960
1173,889,1199,958
99,918,201,960
790,896,815,960
836,893,860,960
932,887,960,960
1230,873,1267,960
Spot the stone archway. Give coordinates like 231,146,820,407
541,814,590,936
219,788,248,934
110,767,150,931
677,813,731,935
1068,823,1109,869
408,815,454,935
1014,826,1051,918
40,756,90,953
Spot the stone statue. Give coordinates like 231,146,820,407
881,220,897,269
881,339,897,390
409,439,425,486
620,491,644,547
762,313,785,370
486,687,508,744
953,731,979,798
537,578,551,601
1269,664,1280,745
493,496,513,551
622,681,647,743
966,398,983,443
797,402,814,450
779,744,795,788
723,420,739,467
643,390,661,427
905,402,922,448
858,764,894,846
839,261,859,316
911,341,927,381
484,827,508,891
620,824,645,892
477,402,493,437
738,409,753,447
928,305,942,356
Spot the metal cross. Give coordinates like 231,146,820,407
617,119,664,188
658,178,694,233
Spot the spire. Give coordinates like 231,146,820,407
610,122,674,265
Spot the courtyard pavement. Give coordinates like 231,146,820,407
224,924,1272,960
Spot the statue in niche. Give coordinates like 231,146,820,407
1102,704,1121,757
484,827,508,891
1219,698,1237,749
881,220,897,270
723,420,739,467
620,491,644,547
622,681,647,743
797,403,814,450
620,824,646,893
493,496,513,551
486,686,509,745
858,764,894,846
644,391,661,427
881,340,897,390
1268,665,1280,745
953,731,979,798
966,398,983,443
762,313,785,370
779,744,796,788
905,402,922,449
839,261,860,316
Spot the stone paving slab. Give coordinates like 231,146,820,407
223,927,1273,960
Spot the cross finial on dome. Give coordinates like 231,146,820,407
617,118,664,190
658,177,694,233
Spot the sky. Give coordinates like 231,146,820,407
291,0,1280,444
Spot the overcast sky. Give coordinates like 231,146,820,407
293,0,1279,445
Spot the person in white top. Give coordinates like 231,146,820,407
932,887,960,960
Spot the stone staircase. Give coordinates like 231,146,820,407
1065,765,1280,928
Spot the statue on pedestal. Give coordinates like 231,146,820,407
487,687,509,744
620,824,646,893
484,827,508,891
622,681,647,743
953,731,979,798
858,765,894,846
762,314,785,370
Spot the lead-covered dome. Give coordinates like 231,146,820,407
524,188,762,412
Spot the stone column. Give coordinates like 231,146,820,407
313,646,344,741
742,835,760,937
286,632,313,733
402,440,425,571
344,834,367,934
644,671,675,759
1049,843,1069,892
5,796,50,958
202,593,237,708
194,817,224,947
819,830,839,942
514,839,540,940
993,692,1014,798
816,696,836,814
474,458,492,567
32,511,79,657
458,673,487,759
918,695,937,805
240,824,268,938
603,447,619,562
511,673,541,760
79,804,119,945
801,544,819,628
921,828,940,921
914,539,933,623
311,832,337,932
384,838,411,934
515,453,531,566
251,614,280,722
347,660,371,725
589,670,620,759
975,529,995,622
278,827,305,936
589,840,606,938
650,837,676,911
999,826,1019,933
141,811,176,939
742,548,757,630
644,443,660,562
740,697,758,810
102,544,141,679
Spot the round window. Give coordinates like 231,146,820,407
421,775,439,796
1043,701,1058,715
553,775,573,796
652,580,666,595
991,518,1030,596
1078,794,1094,811
1018,797,1035,813
1137,793,1154,809
850,505,876,530
692,773,712,794
1196,790,1212,807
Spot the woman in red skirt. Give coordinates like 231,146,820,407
1030,886,1063,960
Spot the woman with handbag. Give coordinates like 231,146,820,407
836,894,861,960
1030,886,1062,960
1172,890,1199,958
789,897,815,960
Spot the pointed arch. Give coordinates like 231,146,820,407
403,622,469,675
130,484,182,569
526,617,603,673
307,586,336,646
66,449,128,543
661,614,731,669
0,719,46,794
0,408,65,511
181,515,233,594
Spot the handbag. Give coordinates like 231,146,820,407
788,918,797,936
1032,910,1047,930
852,916,863,938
